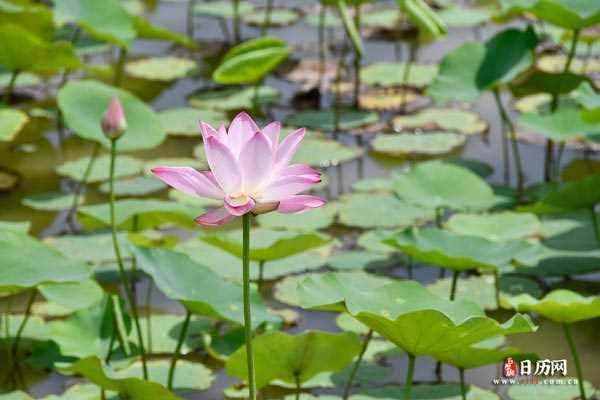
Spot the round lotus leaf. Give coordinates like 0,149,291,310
38,279,103,315
0,108,28,142
290,138,362,167
436,5,493,27
193,0,254,17
305,11,342,28
447,158,494,178
0,220,30,233
125,56,196,81
118,360,214,391
0,72,41,87
372,132,466,157
58,80,166,151
393,108,488,135
158,107,227,136
327,250,392,270
337,193,434,229
502,289,600,324
352,178,393,193
188,85,280,111
355,383,500,399
518,105,600,142
0,231,92,292
21,191,82,211
273,272,325,307
44,232,127,265
243,7,301,27
538,54,600,75
514,93,553,113
427,275,497,310
561,159,600,181
256,202,337,231
98,176,166,196
360,62,438,88
57,154,144,183
358,87,426,111
446,212,540,241
332,362,392,386
286,110,379,132
356,229,398,255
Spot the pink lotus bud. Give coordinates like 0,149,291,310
101,97,127,139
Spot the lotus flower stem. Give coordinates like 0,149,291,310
261,0,274,36
10,289,36,360
589,206,600,250
333,38,349,138
545,28,580,182
459,368,467,400
294,372,301,400
492,87,524,197
352,1,362,109
108,138,148,379
145,280,154,353
562,323,586,400
342,328,373,399
67,142,101,233
404,354,416,400
257,260,265,290
186,0,197,38
168,310,192,390
318,1,327,96
3,69,19,105
242,213,257,400
232,0,241,43
493,269,501,308
449,271,459,301
113,47,128,87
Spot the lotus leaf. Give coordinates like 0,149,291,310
518,105,600,142
193,0,254,17
371,132,466,156
118,360,213,391
158,107,227,136
39,279,103,314
446,212,540,241
22,192,82,211
0,108,27,142
286,110,379,132
495,0,600,30
243,8,301,27
256,202,338,231
188,86,279,111
360,62,438,88
125,57,196,81
56,154,144,183
521,174,600,214
98,176,166,197
392,109,487,135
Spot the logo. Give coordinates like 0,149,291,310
503,357,518,377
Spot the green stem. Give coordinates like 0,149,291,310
232,0,241,44
589,206,600,250
3,69,19,105
187,0,196,38
105,326,116,364
562,323,586,400
343,329,373,399
449,271,459,301
10,289,36,359
168,311,192,390
113,47,128,87
493,269,500,308
109,139,148,380
404,354,416,400
318,1,327,95
242,213,256,400
261,0,274,36
295,372,301,400
257,260,265,291
493,87,524,197
352,1,361,109
145,279,153,354
333,38,349,139
459,368,467,400
401,43,417,113
67,142,101,232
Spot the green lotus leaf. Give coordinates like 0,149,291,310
392,160,499,211
292,138,362,167
45,232,125,265
138,315,210,355
243,8,301,27
131,245,278,328
298,274,537,358
327,250,393,270
0,0,54,40
337,193,434,229
385,228,541,272
429,27,537,104
158,107,227,136
78,199,200,231
193,0,254,17
0,23,81,74
286,109,378,132
372,132,466,157
427,275,498,310
58,80,166,151
118,360,214,392
361,6,401,29
360,62,438,88
188,85,280,111
354,383,500,399
21,191,81,211
53,0,135,47
125,56,196,81
39,279,103,315
132,16,196,48
0,220,30,233
57,357,180,400
351,178,393,193
502,289,600,323
56,154,144,183
560,159,600,181
509,69,590,98
97,176,166,197
256,202,338,231
508,380,596,400
446,212,540,241
225,330,361,388
2,314,50,342
305,10,342,28
0,231,92,292
0,71,41,87
518,105,600,142
448,158,494,178
573,81,600,123
213,36,289,84
392,109,488,135
0,108,28,142
436,5,493,27
332,362,392,386
357,229,399,254
495,0,600,30
201,228,332,262
520,174,600,214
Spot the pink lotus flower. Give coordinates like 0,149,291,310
152,112,326,226
101,96,127,139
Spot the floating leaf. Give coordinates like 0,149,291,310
243,7,301,27
22,192,82,211
427,275,497,310
560,159,600,181
188,86,279,111
193,0,254,17
518,105,600,142
0,220,30,233
436,5,492,27
256,203,338,231
119,360,214,392
56,154,144,183
337,193,434,229
0,231,92,292
0,109,28,142
393,108,487,135
351,178,393,193
158,107,227,136
446,212,540,241
132,245,277,328
502,289,600,323
361,62,438,88
520,174,600,214
58,80,166,151
226,330,361,388
98,176,166,197
39,279,104,315
133,16,196,48
287,110,378,132
327,250,392,271
372,132,466,157
45,232,124,265
125,56,195,81
213,36,289,84
78,199,200,230
292,138,362,167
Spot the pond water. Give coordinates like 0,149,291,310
2,1,600,399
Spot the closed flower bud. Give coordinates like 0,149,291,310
101,96,127,139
